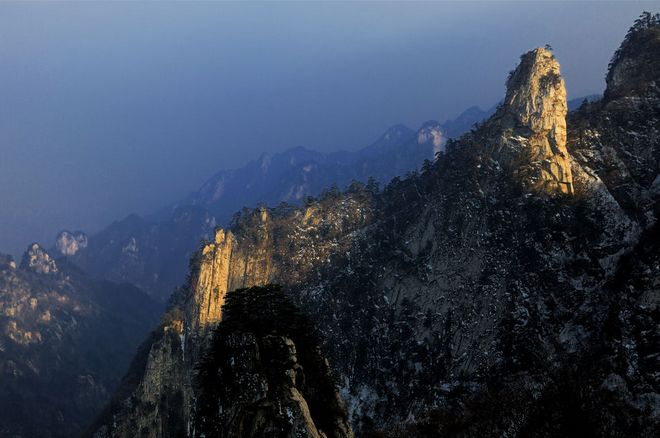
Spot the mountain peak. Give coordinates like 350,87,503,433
605,12,660,101
358,124,416,157
55,230,88,256
487,47,573,195
417,120,446,155
503,48,566,131
376,123,415,146
20,243,58,274
382,124,414,140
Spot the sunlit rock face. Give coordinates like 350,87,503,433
187,229,236,331
55,230,88,256
185,208,277,334
488,48,573,195
20,243,58,274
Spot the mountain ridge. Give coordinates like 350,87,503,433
91,17,660,437
60,112,478,301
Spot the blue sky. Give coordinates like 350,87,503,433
0,1,657,255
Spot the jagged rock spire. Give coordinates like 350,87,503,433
20,243,58,274
489,47,573,195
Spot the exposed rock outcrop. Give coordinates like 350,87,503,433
417,121,446,155
90,318,190,438
487,47,573,195
20,243,58,274
55,230,88,256
90,192,374,437
187,229,236,332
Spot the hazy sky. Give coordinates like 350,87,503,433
1,1,658,255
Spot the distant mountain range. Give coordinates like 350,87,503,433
154,123,428,224
55,95,600,303
57,102,515,301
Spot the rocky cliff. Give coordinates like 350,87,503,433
487,48,573,195
90,190,375,437
21,243,59,274
93,15,659,437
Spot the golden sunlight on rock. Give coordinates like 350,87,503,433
489,48,574,195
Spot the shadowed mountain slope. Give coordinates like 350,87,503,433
0,245,161,438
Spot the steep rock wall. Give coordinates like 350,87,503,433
488,48,573,195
